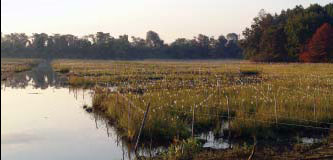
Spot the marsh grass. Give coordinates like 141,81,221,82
53,60,333,144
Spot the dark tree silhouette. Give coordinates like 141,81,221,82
1,31,243,60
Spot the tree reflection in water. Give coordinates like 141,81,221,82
2,61,68,89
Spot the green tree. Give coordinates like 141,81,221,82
32,33,48,50
146,31,164,48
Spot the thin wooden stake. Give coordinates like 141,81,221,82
106,120,110,137
248,137,257,160
226,96,230,127
226,95,231,149
314,94,317,122
135,103,151,153
329,125,333,142
128,97,131,131
192,105,196,138
274,95,278,125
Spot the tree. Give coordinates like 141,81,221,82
300,23,333,62
325,3,333,24
214,35,228,58
169,38,196,58
285,4,327,59
96,32,112,46
241,3,333,62
31,33,48,49
146,31,164,48
1,33,29,51
226,33,239,42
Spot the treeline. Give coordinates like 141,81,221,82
241,3,333,62
3,3,332,62
1,31,243,60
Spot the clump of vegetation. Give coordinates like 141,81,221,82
160,138,203,160
240,69,261,76
58,68,70,74
92,91,192,142
68,76,96,88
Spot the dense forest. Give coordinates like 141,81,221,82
1,3,332,62
241,3,333,62
0,31,243,59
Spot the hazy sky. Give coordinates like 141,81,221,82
1,0,331,42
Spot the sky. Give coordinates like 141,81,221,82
1,0,332,42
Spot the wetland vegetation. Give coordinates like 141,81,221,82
52,59,333,159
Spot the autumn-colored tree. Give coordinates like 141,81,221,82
300,23,333,62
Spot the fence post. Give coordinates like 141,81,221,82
226,96,230,128
226,95,231,149
274,95,278,126
94,114,98,129
135,103,151,153
122,94,125,113
247,136,257,160
128,97,131,132
106,120,110,137
330,125,333,146
192,105,196,138
314,94,317,122
116,92,119,104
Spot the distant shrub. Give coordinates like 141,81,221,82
240,70,260,76
59,68,70,74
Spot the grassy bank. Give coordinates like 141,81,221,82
1,58,40,81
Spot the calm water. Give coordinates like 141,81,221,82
1,62,138,160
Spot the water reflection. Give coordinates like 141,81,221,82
0,62,153,160
1,133,44,145
90,113,164,159
2,61,67,89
